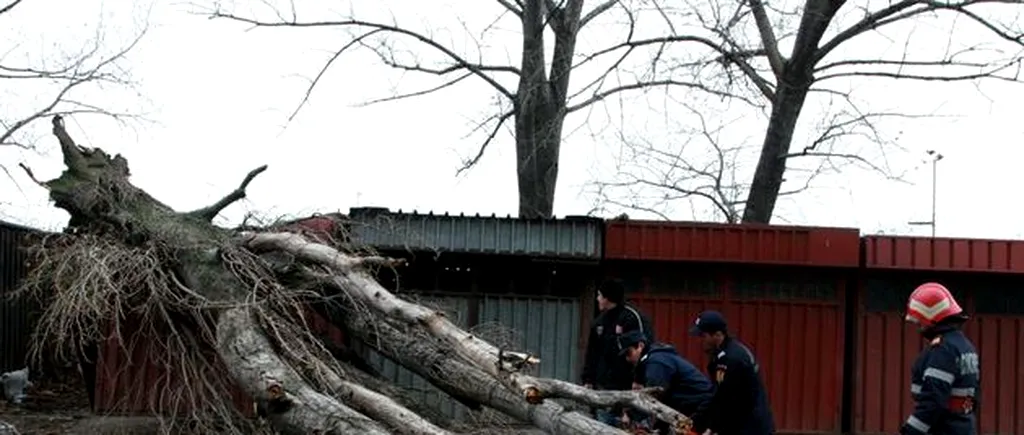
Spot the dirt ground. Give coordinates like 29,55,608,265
0,377,166,435
0,377,92,434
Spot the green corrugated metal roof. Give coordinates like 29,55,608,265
346,207,603,259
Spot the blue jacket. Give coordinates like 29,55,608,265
901,325,979,435
637,343,714,416
691,337,775,435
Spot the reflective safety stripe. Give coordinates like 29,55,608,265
951,387,975,396
624,306,645,335
906,415,930,432
911,383,974,396
924,367,956,384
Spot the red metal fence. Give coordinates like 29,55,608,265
604,220,860,434
854,238,1024,435
10,215,1024,433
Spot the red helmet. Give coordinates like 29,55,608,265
905,282,964,327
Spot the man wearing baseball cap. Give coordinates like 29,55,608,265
688,310,774,435
618,330,714,433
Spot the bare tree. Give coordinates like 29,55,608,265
0,0,146,185
678,0,1021,223
588,0,1022,223
202,0,759,219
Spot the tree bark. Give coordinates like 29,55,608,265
334,298,627,435
216,308,390,435
740,84,810,223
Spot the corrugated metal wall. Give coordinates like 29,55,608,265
478,294,581,381
347,207,603,259
356,294,475,420
605,221,860,267
622,262,846,434
94,316,255,416
963,316,1024,434
0,222,39,372
854,273,1024,435
358,292,584,421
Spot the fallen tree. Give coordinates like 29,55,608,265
16,115,693,434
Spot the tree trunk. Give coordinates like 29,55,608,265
515,0,562,219
335,299,627,435
740,83,810,223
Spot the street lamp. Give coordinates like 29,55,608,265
908,150,943,237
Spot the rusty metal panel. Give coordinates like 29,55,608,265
0,221,41,372
355,294,474,421
94,316,254,417
478,294,581,382
863,236,1024,273
347,207,603,259
628,268,845,433
604,220,859,267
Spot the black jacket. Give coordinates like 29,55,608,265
691,337,774,435
901,325,979,435
637,343,714,416
581,303,654,390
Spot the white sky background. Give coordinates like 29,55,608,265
1,0,1022,238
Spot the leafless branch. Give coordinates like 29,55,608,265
187,165,269,222
206,11,517,102
0,0,22,15
456,110,515,175
496,0,524,18
1,22,147,188
579,0,619,27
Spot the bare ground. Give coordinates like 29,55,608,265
0,376,179,435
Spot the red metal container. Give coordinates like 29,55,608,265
853,271,1024,434
863,236,1024,273
964,316,1024,434
95,308,346,416
620,262,846,433
605,221,860,267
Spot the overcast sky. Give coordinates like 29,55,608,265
2,0,1022,238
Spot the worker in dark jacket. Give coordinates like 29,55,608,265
689,310,774,435
581,279,655,427
900,282,979,435
619,330,713,433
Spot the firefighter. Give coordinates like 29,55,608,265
688,310,774,435
581,279,655,427
900,282,979,435
618,330,714,433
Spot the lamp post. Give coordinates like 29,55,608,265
908,150,943,237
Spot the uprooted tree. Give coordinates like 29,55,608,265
204,0,1023,223
15,115,690,434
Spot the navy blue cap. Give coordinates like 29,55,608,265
618,330,647,356
688,310,728,336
